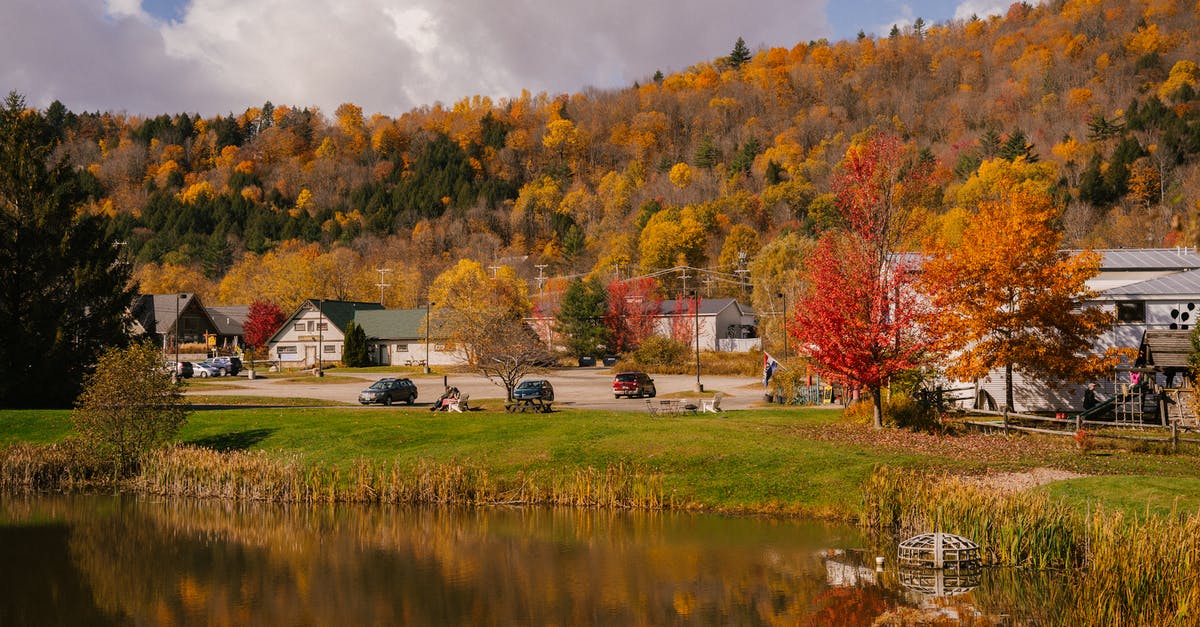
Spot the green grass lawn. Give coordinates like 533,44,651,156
2,405,1198,518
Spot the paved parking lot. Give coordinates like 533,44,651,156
188,367,771,412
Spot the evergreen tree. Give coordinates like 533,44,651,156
0,92,135,408
728,37,752,69
999,129,1039,162
342,320,370,366
556,278,611,358
694,136,719,169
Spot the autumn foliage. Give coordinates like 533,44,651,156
922,187,1118,409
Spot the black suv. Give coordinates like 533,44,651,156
358,378,418,405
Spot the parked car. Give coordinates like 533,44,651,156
191,361,221,378
205,356,242,376
358,378,418,405
613,372,656,398
513,379,555,402
165,360,193,378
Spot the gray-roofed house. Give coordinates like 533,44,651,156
205,305,250,350
266,300,385,369
130,293,220,351
354,309,459,367
653,297,759,351
969,248,1200,412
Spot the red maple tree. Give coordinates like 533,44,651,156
604,278,662,353
242,300,286,372
791,132,937,429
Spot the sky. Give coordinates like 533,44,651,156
1,0,1013,118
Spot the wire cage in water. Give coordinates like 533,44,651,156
898,532,981,570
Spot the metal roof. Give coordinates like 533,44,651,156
1095,248,1200,271
206,305,249,336
1100,269,1200,297
354,309,427,340
658,297,747,316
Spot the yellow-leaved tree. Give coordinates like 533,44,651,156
922,187,1119,411
428,260,532,365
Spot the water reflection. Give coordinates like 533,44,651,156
0,494,1068,625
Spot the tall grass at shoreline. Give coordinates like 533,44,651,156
862,466,1200,624
134,446,666,509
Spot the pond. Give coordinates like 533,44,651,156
0,494,1065,625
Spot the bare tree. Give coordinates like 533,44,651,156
468,318,553,401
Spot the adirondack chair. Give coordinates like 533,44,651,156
701,392,725,413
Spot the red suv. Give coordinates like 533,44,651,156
613,372,656,398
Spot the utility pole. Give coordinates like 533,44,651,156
488,265,501,279
534,264,548,295
375,267,392,305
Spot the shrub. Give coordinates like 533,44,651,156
72,341,190,476
632,336,688,368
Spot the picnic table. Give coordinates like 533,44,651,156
505,397,553,413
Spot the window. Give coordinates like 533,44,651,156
324,345,336,353
294,323,305,332
277,346,297,355
1116,301,1145,323
396,344,409,352
306,321,314,332
317,322,328,331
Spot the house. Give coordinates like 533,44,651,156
130,293,220,351
206,305,250,350
971,248,1200,412
354,308,458,367
653,297,759,352
266,300,384,369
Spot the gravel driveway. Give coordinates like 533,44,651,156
188,367,771,412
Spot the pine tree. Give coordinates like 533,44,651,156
728,37,752,69
342,320,370,367
556,278,611,358
0,92,135,407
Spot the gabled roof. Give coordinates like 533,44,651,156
207,305,249,336
1101,270,1200,297
131,293,209,335
309,299,385,332
658,297,749,317
354,309,427,340
266,299,387,345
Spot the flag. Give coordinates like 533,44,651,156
762,352,780,387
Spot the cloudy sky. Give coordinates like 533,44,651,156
2,0,1011,118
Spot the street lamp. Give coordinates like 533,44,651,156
695,295,702,392
173,293,185,382
424,300,433,374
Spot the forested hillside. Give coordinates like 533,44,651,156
33,0,1200,309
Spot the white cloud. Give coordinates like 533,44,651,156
951,0,1012,21
1,0,830,117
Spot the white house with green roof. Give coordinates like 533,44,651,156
266,300,384,369
354,308,459,367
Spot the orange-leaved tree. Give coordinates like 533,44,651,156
921,187,1118,411
792,132,938,429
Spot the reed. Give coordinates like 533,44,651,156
863,466,1200,625
0,441,115,490
131,446,665,509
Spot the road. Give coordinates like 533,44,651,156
188,367,772,412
